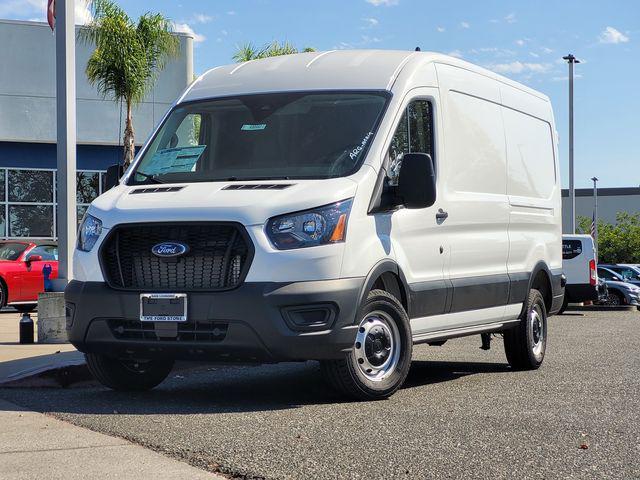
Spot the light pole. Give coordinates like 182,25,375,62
53,0,77,290
591,176,598,259
563,54,580,234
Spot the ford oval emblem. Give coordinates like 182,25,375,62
151,242,189,258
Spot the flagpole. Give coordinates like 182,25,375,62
53,0,77,290
591,176,598,260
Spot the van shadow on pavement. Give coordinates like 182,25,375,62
0,359,510,416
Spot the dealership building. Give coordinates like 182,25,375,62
0,19,193,240
561,187,640,233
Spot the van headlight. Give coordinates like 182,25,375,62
77,214,103,252
266,199,353,250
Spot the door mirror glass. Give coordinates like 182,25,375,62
397,153,436,209
104,164,124,191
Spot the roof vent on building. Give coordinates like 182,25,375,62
222,184,294,190
129,186,185,194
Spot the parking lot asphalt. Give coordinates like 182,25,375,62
1,309,639,480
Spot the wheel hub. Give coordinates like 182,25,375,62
364,326,392,367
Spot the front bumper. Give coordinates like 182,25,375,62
625,292,640,306
65,278,364,362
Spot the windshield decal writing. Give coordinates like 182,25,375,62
143,145,206,175
349,131,374,160
241,124,267,131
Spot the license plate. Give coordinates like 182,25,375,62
140,293,187,322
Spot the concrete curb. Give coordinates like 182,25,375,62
565,305,637,312
0,350,88,387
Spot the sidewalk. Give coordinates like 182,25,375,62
0,399,224,480
0,310,84,384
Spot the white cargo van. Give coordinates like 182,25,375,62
561,234,600,312
66,50,564,399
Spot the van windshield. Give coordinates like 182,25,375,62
129,91,389,185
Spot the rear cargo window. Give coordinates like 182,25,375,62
562,240,582,260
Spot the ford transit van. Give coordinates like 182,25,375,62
66,50,564,400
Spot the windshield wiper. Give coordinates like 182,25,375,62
134,171,167,184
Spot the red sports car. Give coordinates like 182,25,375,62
0,241,58,313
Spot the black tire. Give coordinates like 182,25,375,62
321,289,412,400
558,295,569,315
85,353,174,391
504,289,547,370
605,290,624,306
14,304,36,314
0,282,6,308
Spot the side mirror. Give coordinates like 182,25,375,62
397,153,436,209
104,164,124,190
26,254,43,263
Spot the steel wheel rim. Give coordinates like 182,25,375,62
529,304,545,357
353,311,400,382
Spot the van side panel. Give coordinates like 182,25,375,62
435,64,510,316
500,84,562,286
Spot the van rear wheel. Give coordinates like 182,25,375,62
504,289,547,370
86,353,174,391
321,289,412,400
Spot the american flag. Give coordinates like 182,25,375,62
47,0,55,31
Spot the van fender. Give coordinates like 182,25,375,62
357,260,412,318
516,261,563,316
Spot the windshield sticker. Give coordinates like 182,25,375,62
349,131,374,160
143,145,206,174
241,124,267,131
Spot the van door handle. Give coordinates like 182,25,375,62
436,209,449,221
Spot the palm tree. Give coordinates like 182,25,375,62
78,0,179,167
233,40,315,62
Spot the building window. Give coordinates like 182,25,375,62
0,168,106,240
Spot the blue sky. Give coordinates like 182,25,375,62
1,0,638,188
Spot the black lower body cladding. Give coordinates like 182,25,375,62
65,278,364,362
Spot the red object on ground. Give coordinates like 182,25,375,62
0,241,58,308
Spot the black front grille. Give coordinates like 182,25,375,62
100,223,253,291
108,319,228,342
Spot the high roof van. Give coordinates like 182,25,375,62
66,50,564,400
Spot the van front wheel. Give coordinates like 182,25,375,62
86,353,174,391
321,289,412,400
504,289,547,369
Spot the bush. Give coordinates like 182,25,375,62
577,212,640,264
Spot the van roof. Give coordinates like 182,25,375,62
181,49,548,104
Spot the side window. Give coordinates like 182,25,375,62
598,269,616,281
27,245,58,261
386,100,433,186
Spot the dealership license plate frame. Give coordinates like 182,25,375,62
140,293,187,322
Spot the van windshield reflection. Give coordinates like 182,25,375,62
129,91,389,185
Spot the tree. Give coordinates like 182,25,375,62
233,40,315,62
79,0,179,167
577,212,640,263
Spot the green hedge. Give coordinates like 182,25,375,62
577,212,640,264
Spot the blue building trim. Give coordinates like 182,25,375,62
0,141,124,170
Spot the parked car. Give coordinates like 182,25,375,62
0,241,58,312
66,50,564,399
599,264,640,287
561,235,601,313
596,266,640,308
